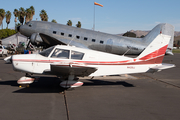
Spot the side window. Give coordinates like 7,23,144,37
53,31,56,34
68,34,72,37
92,39,96,42
76,35,80,39
84,37,88,40
61,32,64,36
71,50,84,60
100,40,104,44
51,48,69,59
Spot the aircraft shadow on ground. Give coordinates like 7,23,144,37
0,77,134,93
84,79,135,87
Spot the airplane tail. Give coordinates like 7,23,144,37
142,23,174,55
137,33,171,64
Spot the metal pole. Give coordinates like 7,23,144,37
93,3,95,30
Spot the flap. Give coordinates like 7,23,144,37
50,63,97,77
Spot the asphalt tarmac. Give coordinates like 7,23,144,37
0,54,180,120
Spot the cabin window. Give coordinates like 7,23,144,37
71,50,84,60
84,37,88,40
100,40,104,44
76,35,80,39
61,32,64,36
92,39,96,42
39,46,55,57
53,31,56,34
51,48,70,59
68,34,72,37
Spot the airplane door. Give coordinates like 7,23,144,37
105,39,113,53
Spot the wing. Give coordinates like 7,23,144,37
39,33,66,46
49,63,97,77
39,33,88,49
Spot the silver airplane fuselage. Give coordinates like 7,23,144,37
18,21,174,55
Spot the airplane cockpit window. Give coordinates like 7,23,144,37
51,48,69,59
39,46,55,57
26,22,32,27
26,22,30,25
71,50,84,60
29,23,32,27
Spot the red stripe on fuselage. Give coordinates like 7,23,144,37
13,45,167,66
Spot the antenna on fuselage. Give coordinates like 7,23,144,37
122,48,131,56
67,35,76,46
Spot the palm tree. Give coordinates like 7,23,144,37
13,9,19,26
5,11,11,28
76,21,81,28
51,19,57,23
67,20,72,26
19,7,26,25
29,6,35,21
25,8,32,24
39,9,48,21
0,9,5,29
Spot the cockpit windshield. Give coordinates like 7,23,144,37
26,22,32,27
39,46,55,57
26,22,30,25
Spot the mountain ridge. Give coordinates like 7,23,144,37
117,30,180,37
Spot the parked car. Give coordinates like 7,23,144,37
0,45,8,56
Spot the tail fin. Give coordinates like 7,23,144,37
142,23,174,55
137,33,171,64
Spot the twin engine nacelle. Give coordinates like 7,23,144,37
30,33,43,45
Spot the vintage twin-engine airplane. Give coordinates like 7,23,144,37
12,32,175,88
17,21,174,55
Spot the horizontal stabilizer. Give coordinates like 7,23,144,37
147,63,175,73
150,63,175,70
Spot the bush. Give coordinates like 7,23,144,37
0,29,17,39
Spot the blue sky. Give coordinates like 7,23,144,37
1,0,180,34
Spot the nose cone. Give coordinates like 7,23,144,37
17,25,21,32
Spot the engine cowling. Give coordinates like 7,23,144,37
30,33,43,45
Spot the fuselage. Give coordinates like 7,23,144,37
12,45,162,77
19,21,147,55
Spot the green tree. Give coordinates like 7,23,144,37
29,6,35,21
51,19,57,23
25,8,32,24
122,31,136,38
76,21,81,28
5,11,11,28
0,9,5,29
39,9,48,21
67,20,72,26
13,9,19,27
0,29,17,39
18,7,26,25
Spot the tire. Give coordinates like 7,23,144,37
2,52,4,57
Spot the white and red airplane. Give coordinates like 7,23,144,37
12,33,175,88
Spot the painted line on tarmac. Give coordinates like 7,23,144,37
139,74,180,88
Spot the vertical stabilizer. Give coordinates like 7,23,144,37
137,34,171,64
142,23,174,55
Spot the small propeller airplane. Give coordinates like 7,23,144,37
11,32,175,88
